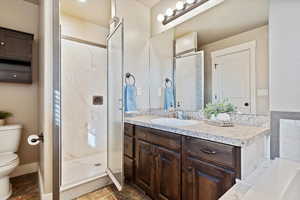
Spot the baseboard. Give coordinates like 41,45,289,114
10,162,39,178
61,174,111,200
38,169,53,200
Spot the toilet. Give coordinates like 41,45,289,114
0,125,22,200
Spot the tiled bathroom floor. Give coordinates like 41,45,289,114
9,173,40,200
8,172,149,200
76,184,151,200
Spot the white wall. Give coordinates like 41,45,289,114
269,0,300,112
0,0,39,165
61,13,108,45
116,0,151,110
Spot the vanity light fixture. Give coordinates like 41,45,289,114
165,8,174,17
157,14,165,22
186,0,196,4
176,1,185,10
157,0,212,25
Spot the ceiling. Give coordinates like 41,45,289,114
174,0,269,45
60,0,111,27
137,0,160,8
60,0,159,27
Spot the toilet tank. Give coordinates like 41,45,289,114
0,125,22,153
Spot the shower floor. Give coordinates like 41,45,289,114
62,152,107,189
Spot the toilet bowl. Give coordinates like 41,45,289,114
0,125,22,200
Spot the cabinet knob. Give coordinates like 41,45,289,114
0,41,5,46
12,74,17,78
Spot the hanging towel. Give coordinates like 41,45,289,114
125,85,137,112
164,87,175,111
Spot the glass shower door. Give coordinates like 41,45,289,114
106,20,124,191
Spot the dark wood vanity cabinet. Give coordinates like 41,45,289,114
124,123,241,200
182,158,235,200
182,137,239,200
135,126,181,200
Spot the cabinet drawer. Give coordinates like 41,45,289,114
0,70,32,83
124,123,134,136
124,135,134,158
124,156,134,182
183,137,239,169
136,126,181,152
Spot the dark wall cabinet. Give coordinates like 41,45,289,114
124,123,241,200
0,27,34,83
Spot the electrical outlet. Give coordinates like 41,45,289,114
137,88,143,96
158,87,162,97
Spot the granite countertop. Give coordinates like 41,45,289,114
125,115,270,147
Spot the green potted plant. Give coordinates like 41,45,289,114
204,100,236,121
0,111,13,126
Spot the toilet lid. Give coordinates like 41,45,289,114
0,153,18,167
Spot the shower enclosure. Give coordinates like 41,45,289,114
52,0,125,196
61,38,108,189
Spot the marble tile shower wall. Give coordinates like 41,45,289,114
61,40,107,161
125,109,270,128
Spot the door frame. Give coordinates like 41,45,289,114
106,18,125,191
53,0,61,199
211,41,257,114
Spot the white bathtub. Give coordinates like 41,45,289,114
243,158,300,200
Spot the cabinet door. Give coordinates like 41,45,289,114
155,146,181,200
124,156,134,182
182,157,235,200
135,139,155,198
2,29,33,62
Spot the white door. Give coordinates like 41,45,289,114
212,42,256,114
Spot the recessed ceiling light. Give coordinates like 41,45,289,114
77,0,87,3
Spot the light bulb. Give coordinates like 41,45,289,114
176,1,184,10
186,0,196,4
165,8,174,17
157,14,165,22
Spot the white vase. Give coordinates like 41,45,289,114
216,113,231,122
0,119,5,126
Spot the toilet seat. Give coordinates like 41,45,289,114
0,154,18,167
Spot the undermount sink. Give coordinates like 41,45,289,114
150,118,199,127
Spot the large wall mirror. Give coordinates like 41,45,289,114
125,0,269,116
